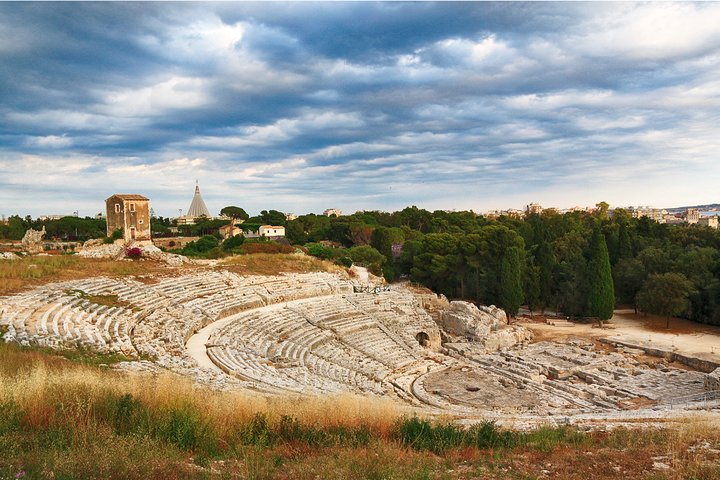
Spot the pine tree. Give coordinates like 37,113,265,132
587,227,615,323
500,246,524,318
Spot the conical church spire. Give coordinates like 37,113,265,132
187,181,211,218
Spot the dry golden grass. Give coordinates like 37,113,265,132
0,255,170,295
0,343,399,437
1,342,720,479
219,253,345,276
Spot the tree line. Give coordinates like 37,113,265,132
275,205,718,326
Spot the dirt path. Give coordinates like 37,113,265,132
519,309,720,362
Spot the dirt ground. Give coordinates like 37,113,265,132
519,309,720,363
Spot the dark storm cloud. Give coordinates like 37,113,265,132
1,2,719,217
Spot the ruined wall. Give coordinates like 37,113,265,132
105,196,125,237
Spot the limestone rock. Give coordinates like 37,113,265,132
706,367,720,391
440,301,506,340
83,238,105,248
0,252,19,260
481,325,534,353
77,243,124,258
21,227,45,254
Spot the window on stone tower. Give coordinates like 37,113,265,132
129,203,136,212
115,204,120,213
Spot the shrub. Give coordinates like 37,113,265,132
305,242,334,260
337,256,353,268
348,245,385,276
222,234,245,252
104,228,124,244
126,247,143,259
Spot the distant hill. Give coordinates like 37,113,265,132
665,203,720,214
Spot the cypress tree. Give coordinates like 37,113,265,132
587,227,615,321
617,222,633,260
500,246,524,318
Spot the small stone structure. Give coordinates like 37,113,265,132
21,226,46,254
105,194,151,243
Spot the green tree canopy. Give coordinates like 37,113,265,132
635,272,694,328
220,206,249,220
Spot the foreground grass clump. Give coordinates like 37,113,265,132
1,342,719,479
0,255,167,294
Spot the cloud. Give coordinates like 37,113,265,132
1,2,719,217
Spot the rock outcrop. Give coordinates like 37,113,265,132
21,227,45,254
706,368,720,391
440,301,505,340
439,301,532,353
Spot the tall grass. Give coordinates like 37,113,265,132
1,342,719,479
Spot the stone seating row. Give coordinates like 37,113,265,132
1,290,137,355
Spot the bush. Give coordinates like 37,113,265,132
348,245,385,276
126,247,143,259
305,242,334,260
337,256,353,268
222,234,245,252
104,228,123,244
181,235,220,257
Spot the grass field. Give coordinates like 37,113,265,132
0,255,168,295
0,253,342,296
218,253,343,276
1,341,719,479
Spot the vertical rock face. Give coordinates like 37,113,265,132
706,368,720,391
438,301,532,353
21,226,46,254
440,301,506,340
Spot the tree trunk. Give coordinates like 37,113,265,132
666,316,670,329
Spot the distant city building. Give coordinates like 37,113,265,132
323,208,342,217
176,182,212,225
38,215,66,221
259,225,285,237
685,208,701,224
631,207,666,223
105,194,151,242
95,212,105,219
285,213,298,221
219,224,243,239
663,214,684,225
526,203,543,215
244,225,286,239
698,216,719,229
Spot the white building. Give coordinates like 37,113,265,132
323,208,342,217
259,225,285,237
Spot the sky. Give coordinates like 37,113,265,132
1,2,719,218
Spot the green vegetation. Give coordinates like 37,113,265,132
288,205,720,326
587,226,615,322
220,205,250,221
0,215,106,241
499,246,524,318
635,272,695,328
